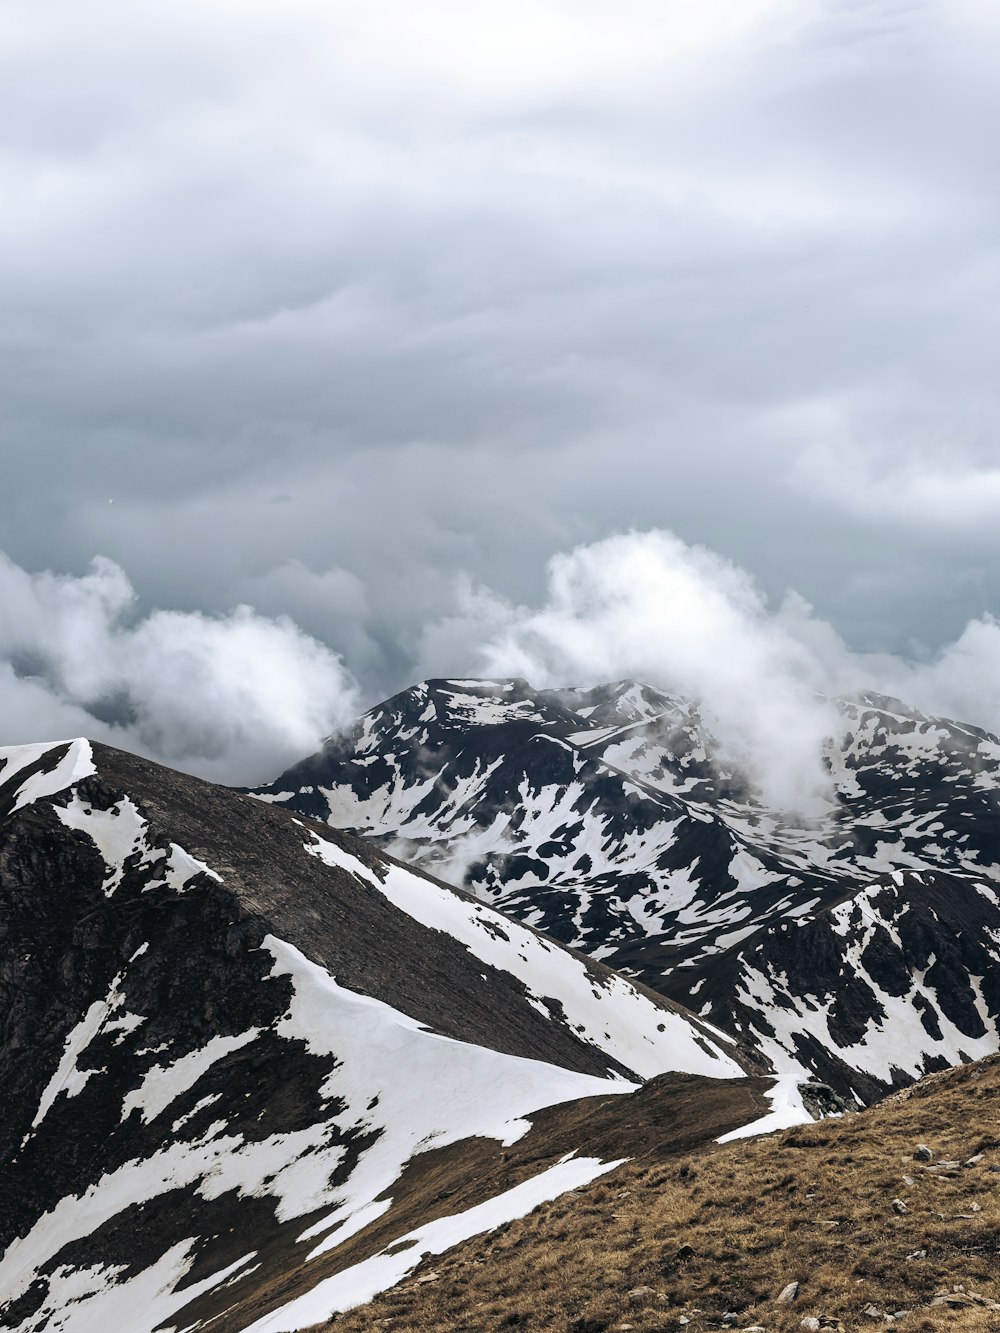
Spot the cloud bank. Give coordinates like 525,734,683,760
7,531,1000,802
0,553,359,784
420,530,1000,812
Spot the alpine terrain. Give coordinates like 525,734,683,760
255,678,1000,1110
0,737,767,1333
3,679,1000,1332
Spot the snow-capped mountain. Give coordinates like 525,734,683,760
254,678,1000,1106
0,737,760,1333
710,870,1000,1108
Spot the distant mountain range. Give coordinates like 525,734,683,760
254,677,1000,1107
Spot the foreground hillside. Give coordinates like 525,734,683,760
254,678,1000,1105
0,738,758,1333
331,1053,1000,1332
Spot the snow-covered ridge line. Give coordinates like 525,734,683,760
241,1153,625,1333
302,828,744,1083
0,742,227,901
4,738,771,1333
0,928,639,1331
0,738,96,812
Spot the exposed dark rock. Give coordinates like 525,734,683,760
250,680,1000,1108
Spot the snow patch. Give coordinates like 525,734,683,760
1,739,96,812
55,794,149,895
121,1030,260,1125
302,831,743,1082
242,1155,624,1332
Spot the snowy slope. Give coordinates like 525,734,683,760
710,872,1000,1109
0,738,751,1333
254,678,1000,1104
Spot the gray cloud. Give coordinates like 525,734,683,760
2,0,1000,758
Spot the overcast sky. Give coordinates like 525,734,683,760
3,0,1000,783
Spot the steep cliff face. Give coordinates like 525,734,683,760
0,738,755,1333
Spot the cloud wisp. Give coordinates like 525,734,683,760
790,445,1000,533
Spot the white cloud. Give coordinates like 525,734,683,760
421,531,844,811
421,528,1000,811
0,552,359,784
790,443,1000,531
871,615,1000,729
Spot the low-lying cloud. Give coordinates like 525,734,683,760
6,532,1000,804
421,532,844,811
0,552,359,784
420,530,1000,813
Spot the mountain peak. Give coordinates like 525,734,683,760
254,676,1000,1108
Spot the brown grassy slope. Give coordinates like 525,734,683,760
188,1074,769,1333
326,1055,1000,1333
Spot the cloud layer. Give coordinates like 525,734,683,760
9,530,1000,802
2,0,1000,689
0,553,359,783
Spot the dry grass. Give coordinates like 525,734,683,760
323,1056,1000,1332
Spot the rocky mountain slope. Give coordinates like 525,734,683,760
254,678,1000,1106
0,737,763,1333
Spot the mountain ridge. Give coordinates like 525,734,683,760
253,677,1000,1106
0,735,759,1333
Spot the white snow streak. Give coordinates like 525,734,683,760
0,739,96,812
55,794,148,895
121,1031,260,1125
302,831,743,1081
242,1155,624,1333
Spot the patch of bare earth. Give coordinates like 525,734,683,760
321,1055,1000,1333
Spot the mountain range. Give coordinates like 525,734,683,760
0,736,763,1333
2,674,999,1331
254,677,1000,1108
